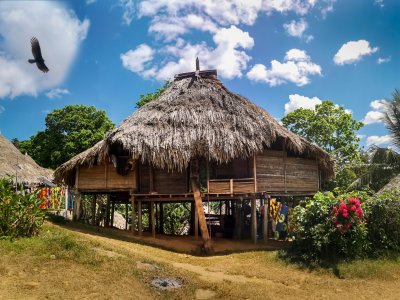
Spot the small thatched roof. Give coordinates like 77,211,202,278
0,134,53,185
55,69,334,185
378,174,400,194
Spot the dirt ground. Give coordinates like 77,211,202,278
0,222,399,300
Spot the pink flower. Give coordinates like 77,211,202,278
342,211,348,218
350,205,357,212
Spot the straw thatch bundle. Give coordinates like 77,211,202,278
377,174,400,194
0,134,53,185
55,74,334,185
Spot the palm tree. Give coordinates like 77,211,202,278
383,89,400,148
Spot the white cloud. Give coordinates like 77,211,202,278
0,105,4,114
247,49,321,86
333,40,378,65
366,135,392,146
119,0,136,26
284,94,323,114
122,26,254,80
283,18,313,41
0,2,89,99
377,56,391,64
362,99,387,125
45,88,70,99
263,0,317,15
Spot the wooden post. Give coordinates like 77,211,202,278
125,202,128,230
105,195,110,227
155,203,159,234
111,201,115,228
251,197,257,244
235,198,242,239
159,202,164,234
191,159,211,251
263,196,269,242
253,155,257,192
194,201,199,240
91,194,97,225
150,201,155,238
73,190,81,221
130,193,135,234
138,199,142,236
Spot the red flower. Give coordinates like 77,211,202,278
350,205,357,212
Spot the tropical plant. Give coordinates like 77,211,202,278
0,178,45,238
383,89,400,148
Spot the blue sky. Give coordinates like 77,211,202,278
0,0,398,150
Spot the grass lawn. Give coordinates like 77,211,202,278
0,222,399,300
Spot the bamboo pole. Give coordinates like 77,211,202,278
138,200,142,236
130,193,135,235
251,197,257,244
91,194,97,225
150,201,155,238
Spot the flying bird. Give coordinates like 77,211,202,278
28,37,49,73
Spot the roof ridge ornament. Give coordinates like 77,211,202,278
174,58,217,81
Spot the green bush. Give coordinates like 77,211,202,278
365,190,400,255
289,192,368,263
0,178,45,238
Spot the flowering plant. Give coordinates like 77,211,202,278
331,198,365,235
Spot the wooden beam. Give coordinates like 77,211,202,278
251,197,257,244
150,201,156,238
234,198,242,239
230,179,233,194
125,202,128,230
138,199,142,236
263,197,269,242
130,193,135,235
190,159,211,251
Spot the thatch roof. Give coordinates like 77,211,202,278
378,174,400,194
0,134,53,185
55,72,334,185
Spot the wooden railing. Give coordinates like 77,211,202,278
208,178,255,194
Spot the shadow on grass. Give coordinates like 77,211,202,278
46,215,288,257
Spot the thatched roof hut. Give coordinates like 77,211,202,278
378,174,400,194
55,68,334,185
0,134,53,185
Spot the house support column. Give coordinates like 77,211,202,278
159,203,164,234
190,159,212,252
111,201,115,227
91,194,97,225
194,202,199,240
105,195,110,227
263,196,269,242
251,197,257,244
72,190,81,221
130,193,135,234
138,200,142,236
235,197,242,239
150,201,156,238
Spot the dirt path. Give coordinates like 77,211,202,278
63,224,400,300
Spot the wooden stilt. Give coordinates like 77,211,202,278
190,159,211,251
263,196,269,242
155,203,159,234
235,198,242,239
125,202,128,230
150,201,156,238
159,202,164,234
73,190,81,221
130,194,135,235
111,201,115,228
251,197,257,244
105,195,110,227
138,200,142,236
91,194,97,225
194,201,199,240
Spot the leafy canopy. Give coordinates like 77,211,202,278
383,89,400,149
18,105,114,169
282,101,363,163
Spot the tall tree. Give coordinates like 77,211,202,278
383,89,400,148
281,101,364,190
18,105,114,169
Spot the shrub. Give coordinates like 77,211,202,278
289,192,368,263
0,178,45,238
365,190,400,255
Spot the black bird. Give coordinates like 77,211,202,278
28,37,49,73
